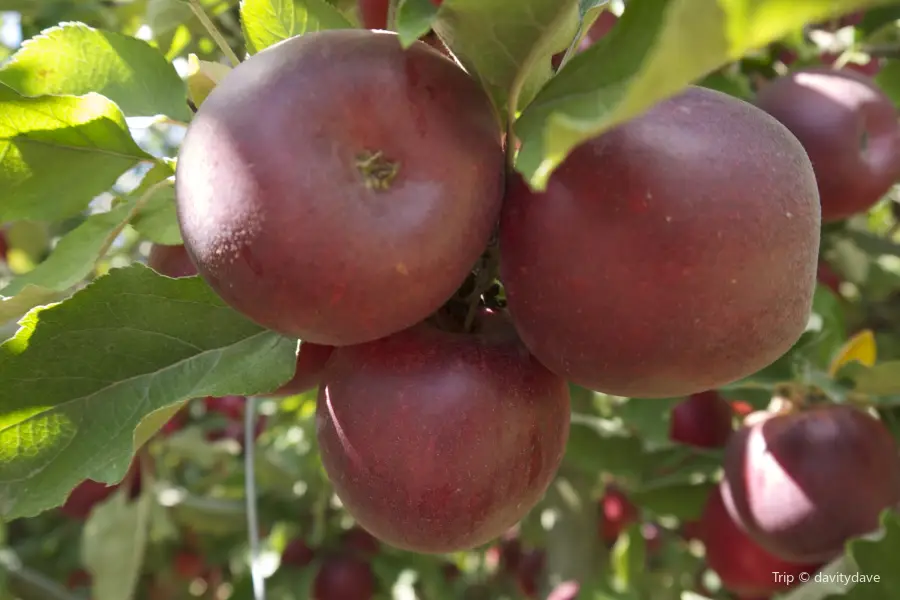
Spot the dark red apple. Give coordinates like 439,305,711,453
720,404,900,562
282,538,315,569
756,68,900,222
65,569,91,590
206,415,266,447
315,310,570,553
174,550,206,580
515,549,546,598
0,230,8,261
700,486,821,597
313,555,376,600
553,11,618,69
147,243,198,278
204,395,245,420
500,86,820,398
340,527,380,558
669,390,734,448
817,260,843,294
60,460,141,519
599,485,639,544
265,342,335,397
358,0,389,29
176,30,504,346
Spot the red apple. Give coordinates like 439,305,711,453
599,485,639,544
313,555,376,600
515,549,546,598
669,390,734,448
204,395,246,420
720,404,900,562
756,68,900,222
282,538,315,569
147,243,198,278
265,342,335,397
316,310,570,553
700,487,821,597
340,527,380,558
173,550,206,580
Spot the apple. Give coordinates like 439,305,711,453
282,538,315,569
60,459,142,519
756,68,900,222
313,555,376,600
599,485,639,544
720,404,900,562
264,342,335,397
515,549,546,598
669,390,734,448
204,395,245,420
500,85,820,398
315,310,570,553
700,486,821,597
147,243,198,278
175,30,503,346
340,526,380,558
173,550,206,580
552,11,618,69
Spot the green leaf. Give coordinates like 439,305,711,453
240,0,354,55
432,0,581,124
82,488,152,600
0,264,297,520
0,86,153,222
842,511,900,597
616,397,683,450
129,163,182,245
630,481,714,521
0,285,62,329
610,523,646,593
514,0,892,190
840,361,900,396
874,60,900,108
0,205,132,299
396,0,440,47
0,22,190,121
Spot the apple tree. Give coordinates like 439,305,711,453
1,0,900,599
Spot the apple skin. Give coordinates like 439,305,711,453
515,549,546,598
315,311,570,553
340,527,380,558
313,555,376,600
60,460,142,519
552,11,618,69
755,68,900,222
700,486,821,597
358,0,389,29
147,243,198,278
265,342,335,397
282,538,315,569
669,390,734,448
720,404,900,563
204,395,245,420
176,30,503,346
174,550,206,580
599,485,639,544
500,85,820,398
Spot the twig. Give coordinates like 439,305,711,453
0,549,81,600
95,177,174,266
188,0,241,67
245,396,266,600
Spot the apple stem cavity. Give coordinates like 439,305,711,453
356,150,400,191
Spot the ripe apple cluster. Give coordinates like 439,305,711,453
163,7,900,560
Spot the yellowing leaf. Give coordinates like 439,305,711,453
829,329,877,377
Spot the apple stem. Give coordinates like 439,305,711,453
356,150,401,191
244,396,267,600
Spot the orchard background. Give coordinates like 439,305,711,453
2,0,900,599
